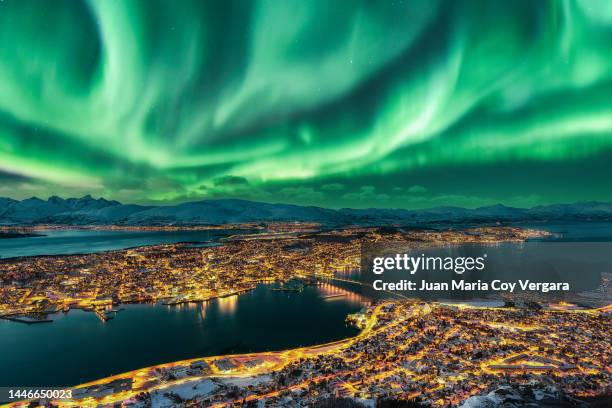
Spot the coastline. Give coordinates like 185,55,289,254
1,301,381,408
3,301,609,407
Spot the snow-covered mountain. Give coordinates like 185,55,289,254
122,199,342,225
529,201,612,219
0,195,122,223
1,196,612,225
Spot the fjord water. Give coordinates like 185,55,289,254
3,222,612,259
517,221,612,242
0,284,361,387
0,229,248,258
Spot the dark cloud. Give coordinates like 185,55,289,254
213,176,250,186
0,170,31,182
277,187,324,202
321,183,345,191
341,186,376,201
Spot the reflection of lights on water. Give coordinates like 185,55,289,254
174,302,194,310
334,267,360,277
200,301,208,320
317,282,368,306
217,295,238,314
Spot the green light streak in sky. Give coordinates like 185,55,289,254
0,0,611,207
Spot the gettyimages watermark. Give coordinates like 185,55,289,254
358,242,611,300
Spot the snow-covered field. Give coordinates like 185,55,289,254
149,378,217,407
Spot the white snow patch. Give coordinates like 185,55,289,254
459,391,503,408
150,378,217,407
219,374,272,387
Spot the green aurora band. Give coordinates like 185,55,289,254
1,0,612,208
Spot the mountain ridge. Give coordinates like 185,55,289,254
1,196,612,226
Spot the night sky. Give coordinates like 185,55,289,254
1,0,611,208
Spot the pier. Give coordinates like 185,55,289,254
94,308,114,322
321,293,346,300
271,284,304,292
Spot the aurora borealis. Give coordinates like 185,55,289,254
1,0,612,208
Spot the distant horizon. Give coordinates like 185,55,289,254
2,193,612,212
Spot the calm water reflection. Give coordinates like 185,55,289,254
0,284,362,387
0,229,248,258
